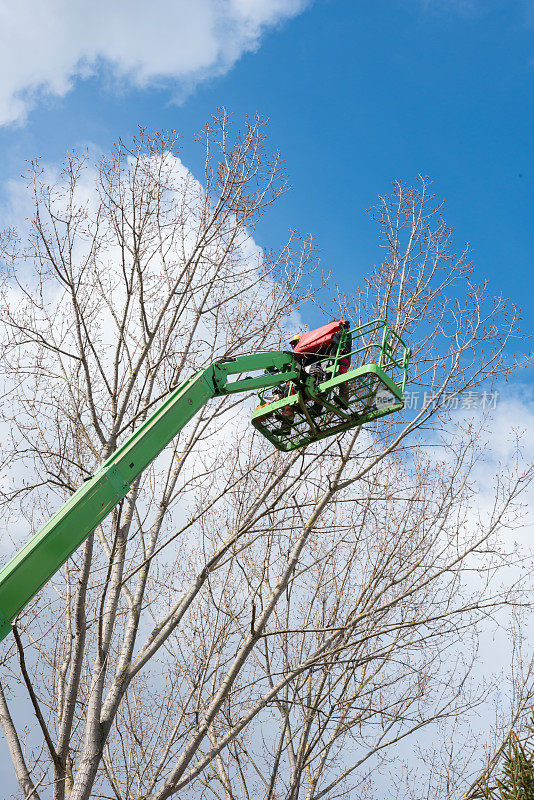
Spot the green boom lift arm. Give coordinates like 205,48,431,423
0,320,411,643
0,350,298,642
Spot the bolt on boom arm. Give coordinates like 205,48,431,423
0,351,298,642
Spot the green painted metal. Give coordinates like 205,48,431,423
0,366,216,641
0,322,410,642
251,319,411,451
0,351,297,642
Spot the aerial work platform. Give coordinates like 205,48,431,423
0,317,410,642
252,319,411,451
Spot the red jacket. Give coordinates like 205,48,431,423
292,320,349,355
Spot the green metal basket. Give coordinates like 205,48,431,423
251,319,411,451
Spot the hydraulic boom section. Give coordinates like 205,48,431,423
0,322,410,642
0,351,297,642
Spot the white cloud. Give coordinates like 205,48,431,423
0,0,309,126
0,145,303,558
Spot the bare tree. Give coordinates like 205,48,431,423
0,124,531,800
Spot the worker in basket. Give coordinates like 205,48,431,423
272,319,352,434
290,319,352,409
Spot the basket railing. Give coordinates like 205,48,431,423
256,319,410,407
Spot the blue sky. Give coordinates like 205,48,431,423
0,2,533,793
0,0,532,340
